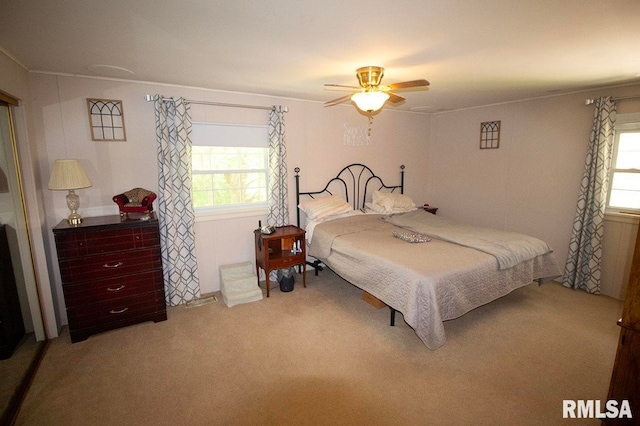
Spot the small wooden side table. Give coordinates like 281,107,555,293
254,225,306,297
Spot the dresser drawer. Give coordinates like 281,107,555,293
55,226,160,259
58,247,161,283
66,291,165,330
62,269,164,307
268,254,304,269
68,307,167,343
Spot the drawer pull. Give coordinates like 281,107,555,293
109,307,129,314
106,285,125,292
103,261,124,268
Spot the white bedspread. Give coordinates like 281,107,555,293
309,212,561,349
383,210,553,269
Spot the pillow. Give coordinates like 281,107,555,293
365,202,391,214
371,191,417,214
298,195,352,220
363,202,381,214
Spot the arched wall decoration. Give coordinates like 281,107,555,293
86,98,127,141
480,120,500,149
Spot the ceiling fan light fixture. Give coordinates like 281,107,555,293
351,91,390,112
356,66,385,87
324,66,428,111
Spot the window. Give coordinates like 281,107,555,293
191,122,269,211
607,114,640,212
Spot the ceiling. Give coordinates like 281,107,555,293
1,0,640,112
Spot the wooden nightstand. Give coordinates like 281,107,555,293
424,206,438,215
254,225,306,297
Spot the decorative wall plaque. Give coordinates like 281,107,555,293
87,98,127,141
480,120,500,149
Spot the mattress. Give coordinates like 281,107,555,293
308,212,561,349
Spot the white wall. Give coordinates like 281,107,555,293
27,73,430,325
602,215,638,300
427,85,640,298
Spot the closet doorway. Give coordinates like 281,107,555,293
0,98,47,423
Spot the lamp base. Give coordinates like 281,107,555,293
67,214,83,226
66,189,83,225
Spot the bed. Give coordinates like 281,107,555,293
295,163,561,350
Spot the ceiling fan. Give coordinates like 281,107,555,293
324,66,430,114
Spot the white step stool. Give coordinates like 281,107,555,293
219,261,263,307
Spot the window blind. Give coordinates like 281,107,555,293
191,122,269,148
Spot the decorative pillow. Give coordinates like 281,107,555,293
124,188,153,203
298,195,352,220
371,191,417,214
393,231,431,243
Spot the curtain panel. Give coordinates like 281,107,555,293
267,106,289,226
562,97,617,294
154,96,201,305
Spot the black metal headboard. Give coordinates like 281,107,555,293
294,163,405,227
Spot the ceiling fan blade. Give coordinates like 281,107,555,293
387,92,406,103
324,83,360,91
324,94,352,107
385,79,430,90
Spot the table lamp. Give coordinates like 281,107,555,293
48,159,92,225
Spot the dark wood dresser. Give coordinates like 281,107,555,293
53,215,167,343
604,223,640,424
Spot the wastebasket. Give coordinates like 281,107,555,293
277,267,295,292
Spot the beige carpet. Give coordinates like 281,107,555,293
16,269,622,425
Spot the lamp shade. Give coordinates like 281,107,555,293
351,91,390,113
48,159,92,190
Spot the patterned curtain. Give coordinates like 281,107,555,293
154,96,201,305
562,97,617,294
267,106,288,226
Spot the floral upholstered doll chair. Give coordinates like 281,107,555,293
113,188,156,217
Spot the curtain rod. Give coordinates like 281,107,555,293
585,95,640,105
144,94,287,112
